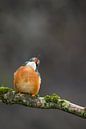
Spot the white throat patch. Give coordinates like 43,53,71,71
26,62,36,70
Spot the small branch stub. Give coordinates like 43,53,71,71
0,87,86,119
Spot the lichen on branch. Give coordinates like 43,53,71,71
0,87,86,119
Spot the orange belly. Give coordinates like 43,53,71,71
13,66,41,96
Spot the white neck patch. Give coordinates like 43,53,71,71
26,62,36,70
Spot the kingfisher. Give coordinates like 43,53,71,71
13,57,41,96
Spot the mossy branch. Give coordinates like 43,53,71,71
0,87,86,119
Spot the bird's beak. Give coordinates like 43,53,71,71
35,58,40,66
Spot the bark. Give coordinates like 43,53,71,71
0,87,86,119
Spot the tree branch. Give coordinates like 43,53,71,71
0,87,86,119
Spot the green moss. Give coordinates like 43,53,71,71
83,109,86,117
84,107,86,111
44,93,60,103
0,87,13,94
44,94,70,110
58,100,69,108
35,94,39,97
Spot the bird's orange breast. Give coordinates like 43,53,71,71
14,66,41,96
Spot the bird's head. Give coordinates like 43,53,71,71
29,57,40,66
25,57,40,71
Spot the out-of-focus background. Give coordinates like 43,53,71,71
0,0,86,129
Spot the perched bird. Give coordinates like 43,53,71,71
13,57,41,96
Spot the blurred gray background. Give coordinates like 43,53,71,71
0,0,86,129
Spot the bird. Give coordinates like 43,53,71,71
13,57,41,96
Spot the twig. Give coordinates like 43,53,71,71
0,87,86,119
